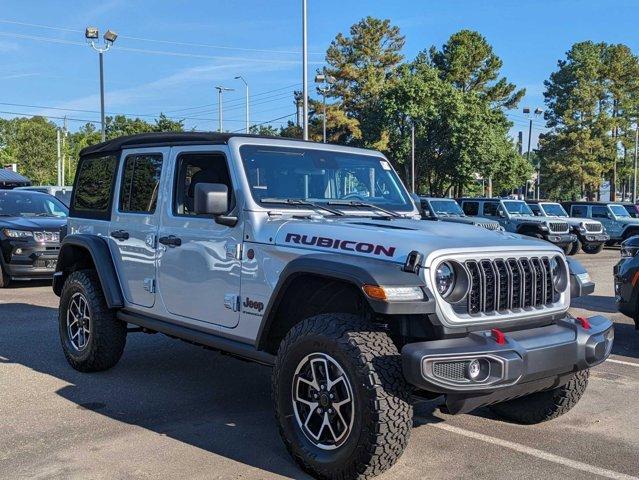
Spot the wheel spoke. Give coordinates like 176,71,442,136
298,375,319,392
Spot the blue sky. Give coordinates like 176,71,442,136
1,0,638,146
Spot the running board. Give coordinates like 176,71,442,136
117,310,275,366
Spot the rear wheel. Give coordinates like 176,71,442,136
582,243,604,254
59,269,127,372
489,370,589,424
273,314,412,480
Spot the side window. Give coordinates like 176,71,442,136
571,205,588,217
592,206,609,219
462,201,479,216
71,154,118,220
173,152,233,216
483,202,498,216
119,154,163,214
420,202,432,218
529,204,541,216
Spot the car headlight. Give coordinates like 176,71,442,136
539,224,549,231
2,228,33,239
435,262,455,297
621,246,639,258
549,256,568,292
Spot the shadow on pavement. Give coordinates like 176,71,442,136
571,295,617,313
611,322,639,359
0,302,308,478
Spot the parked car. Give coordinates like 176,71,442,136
614,235,639,329
620,202,639,218
15,185,73,206
563,201,639,244
0,189,67,287
526,200,608,255
53,132,612,479
457,197,576,252
418,196,502,230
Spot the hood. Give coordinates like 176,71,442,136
438,217,499,226
267,215,559,266
0,216,66,231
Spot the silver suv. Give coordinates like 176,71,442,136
563,202,639,244
458,197,576,252
52,133,612,479
418,197,502,231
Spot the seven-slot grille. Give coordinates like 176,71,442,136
475,222,501,231
464,257,556,315
548,221,569,233
585,222,602,233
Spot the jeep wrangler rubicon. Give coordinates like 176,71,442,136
54,133,613,480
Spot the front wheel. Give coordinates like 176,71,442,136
273,314,412,480
582,243,604,254
567,238,581,255
489,370,589,424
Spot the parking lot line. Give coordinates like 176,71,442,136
430,423,639,480
607,359,639,368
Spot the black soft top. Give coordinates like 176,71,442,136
79,131,291,157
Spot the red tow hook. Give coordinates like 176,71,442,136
491,328,506,345
576,317,591,330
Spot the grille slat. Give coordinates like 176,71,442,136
585,223,602,233
465,256,554,315
549,222,569,233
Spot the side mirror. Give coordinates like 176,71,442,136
194,183,237,226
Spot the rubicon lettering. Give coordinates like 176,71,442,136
284,233,396,257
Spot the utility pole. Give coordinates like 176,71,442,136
523,106,543,200
215,86,234,132
633,123,638,203
235,76,249,133
411,122,415,193
56,129,61,186
62,116,68,185
302,0,309,140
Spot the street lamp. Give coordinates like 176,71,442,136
523,106,543,199
314,72,335,143
302,0,309,140
234,76,249,133
215,86,234,132
85,26,117,142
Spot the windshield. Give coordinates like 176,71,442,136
239,145,414,212
0,191,68,218
610,205,631,218
429,199,464,216
541,203,568,217
503,200,533,216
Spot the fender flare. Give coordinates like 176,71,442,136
255,253,435,351
53,234,124,308
621,225,639,239
516,222,544,235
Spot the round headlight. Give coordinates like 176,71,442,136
549,256,568,292
435,262,455,297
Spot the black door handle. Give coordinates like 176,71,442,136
158,235,182,247
110,230,130,241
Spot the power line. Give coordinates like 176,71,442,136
232,112,296,132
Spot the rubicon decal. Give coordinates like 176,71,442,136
285,233,396,257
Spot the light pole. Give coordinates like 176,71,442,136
215,86,234,132
523,106,543,199
234,75,249,133
633,122,638,203
314,73,335,143
85,27,117,142
411,121,415,193
302,0,309,140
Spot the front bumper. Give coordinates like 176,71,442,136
580,232,609,244
402,314,613,414
1,239,59,279
543,232,576,245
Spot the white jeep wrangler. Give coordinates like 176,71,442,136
54,133,613,479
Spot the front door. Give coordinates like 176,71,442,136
109,148,167,308
156,146,242,328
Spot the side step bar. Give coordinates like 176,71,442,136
117,310,276,366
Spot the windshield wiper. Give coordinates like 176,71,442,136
327,200,401,218
260,198,344,216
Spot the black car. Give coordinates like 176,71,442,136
0,190,68,287
614,236,639,329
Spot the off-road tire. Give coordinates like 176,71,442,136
59,269,127,372
273,314,412,480
489,370,589,424
582,243,604,254
567,238,581,255
0,264,10,288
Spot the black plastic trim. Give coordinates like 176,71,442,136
566,257,595,298
53,234,124,308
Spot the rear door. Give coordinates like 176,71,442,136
109,148,167,308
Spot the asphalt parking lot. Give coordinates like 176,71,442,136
0,249,638,479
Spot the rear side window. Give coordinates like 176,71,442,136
483,202,498,216
571,205,588,217
71,154,118,220
592,206,609,219
462,201,479,216
119,154,163,214
529,204,541,216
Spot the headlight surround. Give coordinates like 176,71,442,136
2,228,33,239
434,260,469,302
549,255,568,292
435,262,456,297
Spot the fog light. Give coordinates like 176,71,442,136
467,360,481,379
15,248,22,255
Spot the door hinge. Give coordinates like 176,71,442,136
224,294,240,312
143,278,156,293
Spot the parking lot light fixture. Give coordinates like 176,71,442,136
85,26,117,142
215,86,235,132
314,72,335,143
